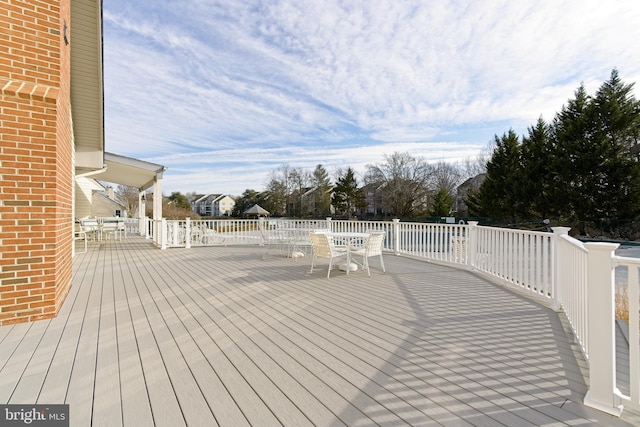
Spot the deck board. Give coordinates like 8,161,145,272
1,235,640,426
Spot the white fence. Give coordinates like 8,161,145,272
138,216,637,417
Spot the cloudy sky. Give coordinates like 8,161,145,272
102,0,640,196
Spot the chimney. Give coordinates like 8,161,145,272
108,186,114,199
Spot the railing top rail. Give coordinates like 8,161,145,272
613,254,640,267
558,233,587,252
475,224,552,237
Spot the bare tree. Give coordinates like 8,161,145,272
431,161,462,195
365,152,434,217
115,184,140,217
263,164,290,216
459,149,489,182
288,167,310,217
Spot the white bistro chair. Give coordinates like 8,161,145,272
348,231,386,276
308,232,348,278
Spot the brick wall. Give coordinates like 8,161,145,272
0,0,73,325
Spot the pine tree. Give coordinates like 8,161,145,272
469,129,523,222
332,167,364,217
590,69,640,221
520,117,555,219
552,71,640,228
429,187,454,217
551,84,593,224
311,164,332,217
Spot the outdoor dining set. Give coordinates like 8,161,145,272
74,217,128,253
261,227,386,278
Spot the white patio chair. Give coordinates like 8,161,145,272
203,228,226,246
288,229,312,259
349,231,386,276
74,223,87,254
101,219,122,240
259,225,288,259
309,232,348,278
80,218,100,241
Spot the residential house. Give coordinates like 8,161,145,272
455,173,486,216
287,187,334,217
361,182,387,217
92,186,128,218
192,194,236,217
75,178,127,218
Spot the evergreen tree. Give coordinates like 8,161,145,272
311,164,332,217
429,187,454,217
464,69,640,233
552,84,596,224
520,117,555,218
593,69,640,156
590,69,640,221
553,72,640,228
168,191,191,210
468,129,523,222
332,167,364,217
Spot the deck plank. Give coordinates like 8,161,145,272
111,243,155,427
133,249,287,426
7,247,101,404
92,244,124,427
1,236,639,426
0,321,48,402
124,248,208,427
64,243,108,427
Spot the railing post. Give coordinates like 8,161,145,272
326,217,332,231
583,242,622,417
392,219,400,255
466,221,478,270
143,216,149,239
185,217,191,249
551,227,571,311
160,218,167,250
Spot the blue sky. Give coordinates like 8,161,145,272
102,0,640,196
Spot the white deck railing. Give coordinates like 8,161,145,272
612,254,640,414
137,216,635,417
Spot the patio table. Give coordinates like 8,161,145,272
326,232,371,273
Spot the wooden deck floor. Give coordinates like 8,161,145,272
1,236,639,426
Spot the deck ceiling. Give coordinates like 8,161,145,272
92,152,166,190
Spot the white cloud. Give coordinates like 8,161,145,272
102,0,640,196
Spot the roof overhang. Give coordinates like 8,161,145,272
89,152,167,191
72,0,104,172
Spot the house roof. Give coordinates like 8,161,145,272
195,194,233,203
93,191,126,209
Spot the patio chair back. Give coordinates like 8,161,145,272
365,231,385,255
309,232,347,278
351,231,386,276
309,232,332,258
